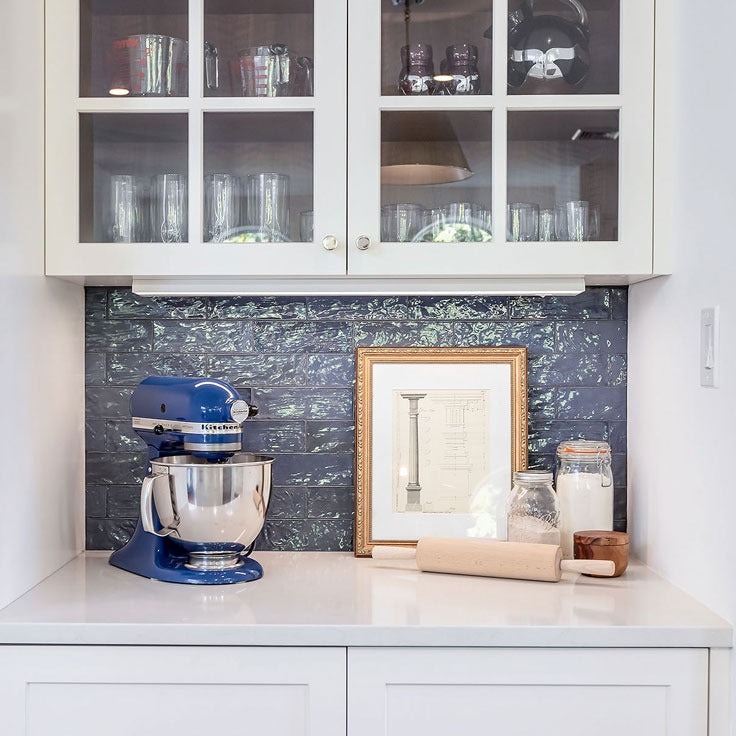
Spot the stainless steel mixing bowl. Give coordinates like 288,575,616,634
141,454,273,551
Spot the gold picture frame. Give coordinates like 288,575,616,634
355,346,528,557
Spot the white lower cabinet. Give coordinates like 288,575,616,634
347,648,709,736
0,645,712,735
0,646,345,736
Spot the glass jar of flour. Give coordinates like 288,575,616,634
556,441,614,558
507,470,561,546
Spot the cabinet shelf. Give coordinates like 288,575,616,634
76,97,316,113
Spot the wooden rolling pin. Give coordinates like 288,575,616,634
372,537,615,582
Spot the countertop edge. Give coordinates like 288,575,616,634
0,624,731,649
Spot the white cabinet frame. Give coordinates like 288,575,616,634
45,0,347,281
347,0,655,282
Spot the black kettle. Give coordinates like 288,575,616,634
506,0,591,89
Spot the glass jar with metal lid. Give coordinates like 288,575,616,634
507,470,560,546
556,440,614,558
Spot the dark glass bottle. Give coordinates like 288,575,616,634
398,43,436,95
445,43,481,95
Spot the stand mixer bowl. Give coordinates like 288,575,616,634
141,454,273,570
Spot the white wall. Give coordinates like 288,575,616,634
0,0,84,608
628,0,736,728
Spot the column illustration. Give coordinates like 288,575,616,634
401,393,427,511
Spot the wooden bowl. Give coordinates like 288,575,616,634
573,530,629,578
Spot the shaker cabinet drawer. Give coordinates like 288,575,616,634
0,646,345,736
347,647,708,736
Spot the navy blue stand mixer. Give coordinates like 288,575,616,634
109,376,274,585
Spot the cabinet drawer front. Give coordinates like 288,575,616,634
348,647,708,736
0,646,345,736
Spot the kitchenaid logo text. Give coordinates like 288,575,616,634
132,418,242,435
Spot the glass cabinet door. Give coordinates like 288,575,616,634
47,0,345,278
507,109,619,243
204,0,314,98
507,0,620,96
80,0,189,98
348,0,654,279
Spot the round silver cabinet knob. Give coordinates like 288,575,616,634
356,235,371,250
322,235,339,251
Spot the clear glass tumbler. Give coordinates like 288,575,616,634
472,205,493,241
299,210,314,242
203,173,241,242
507,203,539,242
246,173,290,242
539,208,556,242
109,174,146,243
589,203,601,240
555,204,569,241
566,200,590,242
381,203,425,242
151,173,187,243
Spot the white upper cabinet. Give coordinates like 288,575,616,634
348,0,655,282
46,0,660,290
46,0,347,280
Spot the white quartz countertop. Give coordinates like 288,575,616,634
0,552,730,648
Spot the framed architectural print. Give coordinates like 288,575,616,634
354,347,528,557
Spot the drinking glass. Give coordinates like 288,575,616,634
109,174,146,242
566,200,590,242
507,203,539,242
555,204,569,241
472,205,493,241
203,173,241,242
440,202,475,242
151,174,187,243
381,203,424,242
299,210,314,242
380,205,395,242
589,204,601,241
539,208,556,242
246,173,290,242
418,208,447,242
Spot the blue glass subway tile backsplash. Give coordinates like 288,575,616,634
85,287,628,551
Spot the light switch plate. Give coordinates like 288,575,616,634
700,307,719,388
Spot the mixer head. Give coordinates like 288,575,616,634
130,376,258,461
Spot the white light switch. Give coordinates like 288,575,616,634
700,307,719,388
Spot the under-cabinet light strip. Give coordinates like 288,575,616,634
131,278,586,298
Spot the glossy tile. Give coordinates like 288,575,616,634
107,353,206,385
354,321,453,347
252,388,353,420
307,296,413,320
306,422,355,453
153,320,253,353
245,421,306,453
510,290,611,320
410,296,508,321
208,354,307,387
454,321,554,354
253,322,353,353
306,355,355,387
556,387,627,421
556,321,627,353
209,296,307,320
272,453,353,487
109,290,207,319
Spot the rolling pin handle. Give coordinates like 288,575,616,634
371,546,417,560
560,559,616,577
